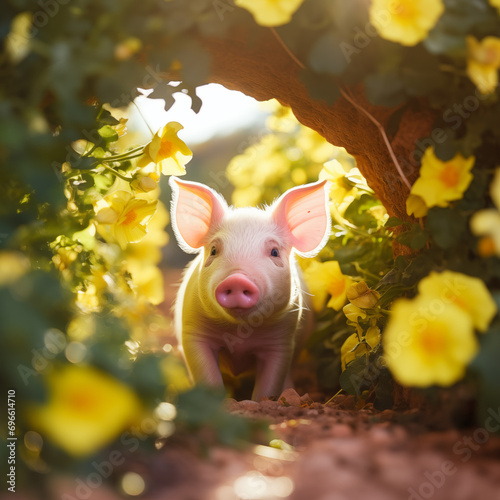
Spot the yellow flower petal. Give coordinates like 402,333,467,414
95,191,158,249
466,36,500,95
406,194,429,218
235,0,304,27
417,271,497,332
303,260,351,312
138,122,192,175
410,147,474,208
29,365,142,456
383,297,478,387
370,0,444,47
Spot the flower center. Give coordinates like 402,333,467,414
439,164,460,188
391,0,415,18
158,140,175,159
122,209,138,226
329,278,346,298
67,390,99,413
418,328,447,355
478,46,500,66
478,236,497,257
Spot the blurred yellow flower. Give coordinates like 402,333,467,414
466,36,500,95
370,0,444,46
161,356,192,395
137,122,192,176
490,0,500,12
95,191,157,249
418,271,497,333
383,297,478,387
410,147,474,208
127,264,164,305
303,260,352,312
5,12,32,63
406,194,429,218
471,169,500,257
126,200,169,266
235,0,304,27
0,251,30,286
114,37,142,61
29,365,142,456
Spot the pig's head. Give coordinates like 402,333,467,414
169,177,331,322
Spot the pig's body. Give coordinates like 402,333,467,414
170,178,330,400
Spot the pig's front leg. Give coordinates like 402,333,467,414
252,348,293,401
183,337,224,387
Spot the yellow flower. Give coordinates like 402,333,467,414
29,365,142,456
303,260,352,312
319,159,357,214
5,12,32,63
471,210,500,257
406,194,429,217
490,0,500,12
410,147,474,208
466,36,500,95
471,167,500,257
235,0,305,27
127,200,169,265
383,297,478,387
418,271,497,332
370,0,444,47
137,122,192,176
346,281,381,309
0,251,30,286
126,263,164,305
95,191,157,249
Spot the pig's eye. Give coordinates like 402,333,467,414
210,246,217,256
270,248,280,258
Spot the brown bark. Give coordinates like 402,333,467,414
201,27,438,221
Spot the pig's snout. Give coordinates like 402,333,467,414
215,274,259,309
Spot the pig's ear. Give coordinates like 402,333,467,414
272,180,331,257
169,176,227,253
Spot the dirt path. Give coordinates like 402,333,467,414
8,390,500,500
123,390,500,500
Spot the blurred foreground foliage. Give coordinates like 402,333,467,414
2,0,500,496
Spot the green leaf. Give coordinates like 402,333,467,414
396,224,428,250
470,325,500,432
97,109,120,126
426,207,466,249
385,216,405,228
98,125,119,144
309,33,349,75
300,70,340,106
339,355,370,395
365,71,407,107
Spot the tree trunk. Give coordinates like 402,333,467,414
202,26,438,221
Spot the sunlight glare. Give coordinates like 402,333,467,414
133,83,268,145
